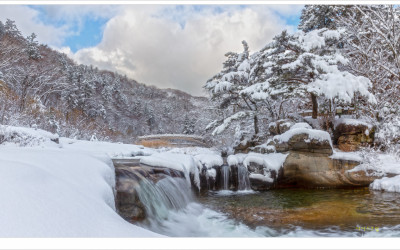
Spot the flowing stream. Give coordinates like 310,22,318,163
134,175,400,237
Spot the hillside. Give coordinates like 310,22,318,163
0,19,214,143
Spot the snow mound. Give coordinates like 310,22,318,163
348,152,400,176
274,126,332,147
227,154,248,166
140,152,200,189
291,122,312,130
330,151,363,162
194,154,223,169
334,118,373,129
249,173,273,183
0,125,59,147
370,175,400,193
0,147,160,237
60,138,155,158
243,153,288,172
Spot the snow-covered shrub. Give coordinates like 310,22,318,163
0,125,59,147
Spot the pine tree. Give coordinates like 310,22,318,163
25,33,42,60
204,40,259,136
299,5,352,32
182,114,195,134
245,28,375,120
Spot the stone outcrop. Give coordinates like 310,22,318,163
270,133,332,155
268,119,294,135
333,119,375,152
278,151,378,188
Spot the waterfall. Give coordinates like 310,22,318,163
136,175,193,223
237,165,251,190
221,165,230,190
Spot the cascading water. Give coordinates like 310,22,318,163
127,169,400,237
133,173,265,236
136,176,193,223
237,165,251,190
221,165,230,190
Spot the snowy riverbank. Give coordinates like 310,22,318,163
1,125,400,237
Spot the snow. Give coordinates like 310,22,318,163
0,125,59,147
334,118,373,129
212,111,249,135
291,122,312,130
238,59,250,71
207,168,217,179
370,175,400,193
60,137,155,158
348,152,400,176
308,71,376,104
249,173,273,183
194,153,223,169
0,146,160,237
227,153,248,166
243,153,288,172
330,151,363,162
140,152,200,189
274,126,332,147
138,134,203,140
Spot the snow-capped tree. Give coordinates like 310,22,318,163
245,28,375,120
204,40,260,136
182,114,195,135
25,33,42,60
299,5,352,32
335,5,400,144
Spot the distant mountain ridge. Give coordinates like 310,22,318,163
0,19,214,142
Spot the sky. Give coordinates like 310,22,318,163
0,4,303,96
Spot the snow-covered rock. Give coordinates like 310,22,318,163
139,152,200,190
193,154,223,169
370,176,400,193
333,118,375,152
272,125,333,155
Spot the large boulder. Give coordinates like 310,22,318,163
333,118,375,152
271,124,333,155
278,151,378,188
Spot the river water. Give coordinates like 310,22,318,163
135,176,400,237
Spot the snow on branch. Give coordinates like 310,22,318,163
212,111,249,136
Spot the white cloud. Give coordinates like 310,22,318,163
0,5,68,46
73,5,299,96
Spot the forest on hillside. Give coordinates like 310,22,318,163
0,21,213,143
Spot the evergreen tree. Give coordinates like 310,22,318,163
299,5,352,32
25,33,42,60
182,114,195,134
204,40,260,136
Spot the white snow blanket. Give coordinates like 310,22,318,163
0,147,160,237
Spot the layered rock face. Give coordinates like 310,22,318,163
333,119,375,152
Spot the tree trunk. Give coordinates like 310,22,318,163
254,114,259,134
311,93,318,119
